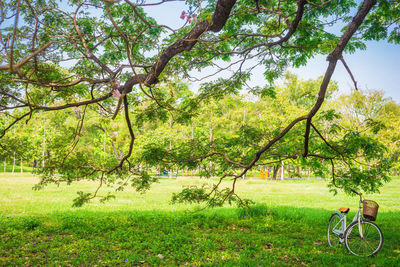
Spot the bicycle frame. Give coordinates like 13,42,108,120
332,195,364,243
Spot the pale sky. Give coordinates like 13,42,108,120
291,41,400,103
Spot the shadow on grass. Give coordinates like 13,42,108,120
0,205,399,266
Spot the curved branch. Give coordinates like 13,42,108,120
122,0,238,93
340,57,358,90
235,0,377,178
0,111,31,139
107,95,135,173
36,93,112,111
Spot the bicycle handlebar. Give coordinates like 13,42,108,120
350,188,362,196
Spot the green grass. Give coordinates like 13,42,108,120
0,174,399,266
0,163,33,173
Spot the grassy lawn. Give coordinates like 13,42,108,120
0,173,399,266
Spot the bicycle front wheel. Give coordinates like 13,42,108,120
327,213,344,247
344,220,383,257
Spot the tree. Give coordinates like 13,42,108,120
335,90,400,177
0,0,399,206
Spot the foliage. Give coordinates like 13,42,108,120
2,74,400,205
1,0,400,205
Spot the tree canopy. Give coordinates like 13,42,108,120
1,0,399,206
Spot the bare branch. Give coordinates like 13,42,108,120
61,105,88,165
107,95,135,173
340,57,359,90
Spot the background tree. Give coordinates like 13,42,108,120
1,0,399,206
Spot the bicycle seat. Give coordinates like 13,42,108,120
339,207,350,213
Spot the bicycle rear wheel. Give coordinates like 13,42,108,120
327,213,344,247
344,220,383,257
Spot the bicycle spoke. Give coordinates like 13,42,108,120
345,221,382,257
364,223,370,237
365,239,375,251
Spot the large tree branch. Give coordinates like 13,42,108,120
122,0,238,93
236,0,377,178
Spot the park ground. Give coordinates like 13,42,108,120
0,174,399,266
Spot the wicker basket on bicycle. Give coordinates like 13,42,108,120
363,200,379,221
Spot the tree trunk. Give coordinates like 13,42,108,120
280,161,284,180
3,159,6,173
308,168,311,180
20,157,23,173
272,166,278,180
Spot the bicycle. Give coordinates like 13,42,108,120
327,189,383,257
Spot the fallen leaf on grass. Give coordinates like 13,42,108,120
157,254,164,259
